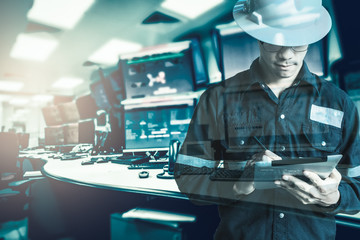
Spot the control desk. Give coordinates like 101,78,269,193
20,149,360,240
41,155,184,199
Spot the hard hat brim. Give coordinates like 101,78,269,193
233,6,332,46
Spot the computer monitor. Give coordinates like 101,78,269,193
90,66,125,110
304,40,327,77
90,81,112,110
213,24,327,80
120,42,195,99
16,133,30,149
213,25,259,80
45,126,64,145
124,101,195,152
76,94,98,120
62,123,79,145
189,38,209,89
58,101,80,124
100,67,125,108
41,105,63,126
79,119,95,145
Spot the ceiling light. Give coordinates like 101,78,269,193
32,94,54,102
9,98,30,106
0,81,24,92
52,77,84,89
0,95,12,102
161,0,224,19
88,39,143,65
14,109,31,117
10,33,58,62
27,0,95,30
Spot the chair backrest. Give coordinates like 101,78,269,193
0,132,20,174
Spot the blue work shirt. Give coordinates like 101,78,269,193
175,58,360,240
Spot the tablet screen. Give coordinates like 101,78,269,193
271,157,326,166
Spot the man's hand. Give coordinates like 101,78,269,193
233,150,282,196
275,168,342,207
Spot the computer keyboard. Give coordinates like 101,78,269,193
178,166,214,175
108,155,149,165
127,159,168,170
61,153,88,160
209,169,243,181
108,157,134,165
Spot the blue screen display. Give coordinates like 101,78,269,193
90,81,112,110
124,104,194,150
121,49,195,99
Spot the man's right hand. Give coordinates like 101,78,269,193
233,150,282,196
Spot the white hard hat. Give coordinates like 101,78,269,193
233,0,332,46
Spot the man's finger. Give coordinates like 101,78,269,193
304,169,341,194
264,150,282,161
283,175,312,193
262,155,274,162
276,180,317,205
303,171,323,187
329,168,342,182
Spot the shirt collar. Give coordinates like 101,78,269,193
247,58,320,95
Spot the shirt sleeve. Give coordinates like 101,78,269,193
327,97,360,214
174,87,241,205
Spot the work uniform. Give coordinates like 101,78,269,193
174,58,360,240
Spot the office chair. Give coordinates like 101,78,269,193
0,132,38,224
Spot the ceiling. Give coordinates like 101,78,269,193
0,0,238,101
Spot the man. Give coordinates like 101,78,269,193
174,0,360,239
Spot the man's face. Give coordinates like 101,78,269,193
258,41,308,80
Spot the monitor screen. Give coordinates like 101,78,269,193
45,126,64,145
79,119,95,144
90,81,112,110
58,101,80,124
108,69,123,92
304,40,326,77
41,105,63,126
214,26,259,80
99,67,125,108
120,48,195,99
63,123,79,145
76,94,98,120
16,133,30,149
190,38,209,89
124,103,195,151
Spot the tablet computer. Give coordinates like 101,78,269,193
254,154,343,189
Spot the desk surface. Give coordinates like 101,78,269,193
23,152,360,222
41,156,186,200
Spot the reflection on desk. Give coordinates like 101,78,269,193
42,158,185,199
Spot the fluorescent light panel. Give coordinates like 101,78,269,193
14,109,30,117
0,81,24,92
32,94,54,102
9,98,30,106
27,0,95,30
88,39,143,65
161,0,224,19
52,77,84,89
0,95,12,102
10,34,59,62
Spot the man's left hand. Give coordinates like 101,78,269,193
275,168,342,207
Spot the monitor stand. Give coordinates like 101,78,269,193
156,140,180,179
157,165,174,179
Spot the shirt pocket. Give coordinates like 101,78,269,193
225,125,263,160
302,121,342,154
